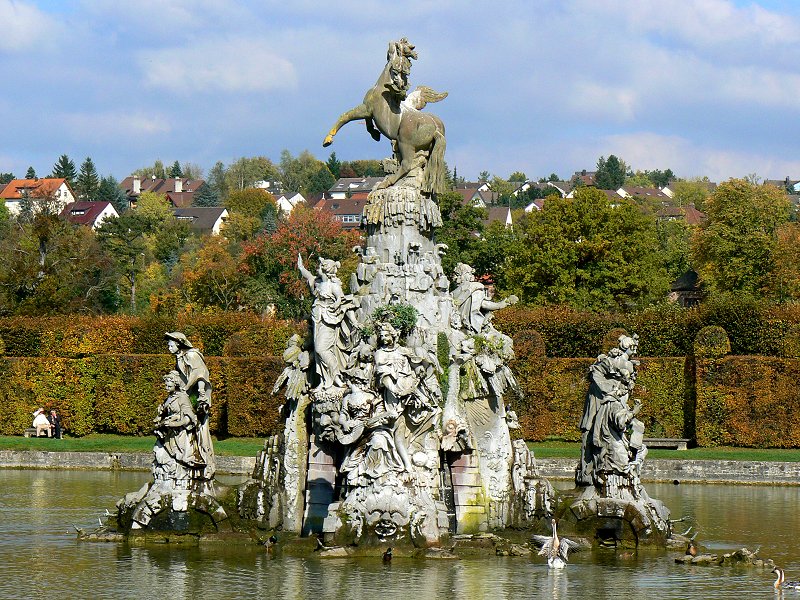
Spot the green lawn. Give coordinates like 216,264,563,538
0,434,266,457
4,434,800,462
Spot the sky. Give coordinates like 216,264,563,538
2,0,800,184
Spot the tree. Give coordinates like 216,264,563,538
435,190,487,275
478,170,491,183
51,154,77,185
169,160,183,178
181,162,204,180
342,159,384,177
645,169,674,188
75,157,100,201
225,156,280,193
223,188,278,242
769,222,800,302
499,187,669,311
133,160,166,180
279,149,332,195
508,171,527,183
326,152,341,179
656,219,691,280
691,178,791,296
96,175,129,214
25,166,36,179
239,205,360,318
96,212,150,312
0,172,14,184
207,161,229,202
179,236,245,311
595,155,626,190
192,182,220,207
671,179,711,210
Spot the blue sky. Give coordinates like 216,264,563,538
1,0,799,184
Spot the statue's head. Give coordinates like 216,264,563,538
318,258,341,276
378,322,399,346
453,263,475,284
165,331,193,353
618,334,639,356
163,370,183,391
386,38,416,96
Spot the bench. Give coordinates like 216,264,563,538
644,437,690,450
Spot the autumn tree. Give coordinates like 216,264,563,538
223,188,278,242
691,178,791,296
225,156,280,193
239,205,360,318
670,179,712,210
499,187,669,311
178,236,245,311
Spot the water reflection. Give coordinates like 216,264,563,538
0,470,797,599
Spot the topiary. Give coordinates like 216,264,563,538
694,325,731,358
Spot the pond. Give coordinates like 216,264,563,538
0,469,797,599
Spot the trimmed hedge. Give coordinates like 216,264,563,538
695,356,800,447
0,355,285,438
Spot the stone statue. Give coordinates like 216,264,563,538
298,253,357,391
571,333,672,544
323,37,448,194
152,370,202,484
451,263,518,334
115,333,227,534
165,331,215,479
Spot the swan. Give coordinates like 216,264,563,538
531,519,581,568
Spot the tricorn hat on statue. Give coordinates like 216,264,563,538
164,331,193,349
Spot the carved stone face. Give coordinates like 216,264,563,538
167,340,179,355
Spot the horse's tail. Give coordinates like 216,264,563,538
423,128,447,195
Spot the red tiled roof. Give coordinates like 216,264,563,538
0,178,69,199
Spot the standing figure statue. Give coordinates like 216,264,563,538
576,334,640,488
298,253,357,391
165,332,216,480
322,37,449,194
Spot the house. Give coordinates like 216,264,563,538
546,180,572,198
59,201,118,229
0,178,74,216
253,180,284,195
274,191,306,213
173,207,229,236
119,176,205,209
764,177,800,193
571,170,597,187
312,194,367,229
656,204,707,225
616,186,670,202
668,270,703,308
328,177,384,200
483,206,513,228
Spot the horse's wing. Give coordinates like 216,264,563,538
405,86,449,110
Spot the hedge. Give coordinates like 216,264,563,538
0,355,284,438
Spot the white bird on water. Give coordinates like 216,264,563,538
532,519,581,569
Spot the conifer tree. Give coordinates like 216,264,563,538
75,157,100,200
169,160,183,178
25,166,36,179
51,154,77,185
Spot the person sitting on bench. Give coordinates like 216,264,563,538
32,408,50,437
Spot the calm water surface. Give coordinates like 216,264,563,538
0,469,797,599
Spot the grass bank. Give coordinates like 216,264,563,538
4,434,800,462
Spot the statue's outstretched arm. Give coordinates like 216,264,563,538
323,103,372,147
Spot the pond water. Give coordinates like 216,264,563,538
0,469,797,599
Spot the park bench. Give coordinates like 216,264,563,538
643,437,690,450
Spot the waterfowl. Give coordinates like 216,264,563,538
383,547,393,563
774,568,800,590
686,539,698,557
531,519,580,569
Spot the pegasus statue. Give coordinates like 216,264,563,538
323,38,448,195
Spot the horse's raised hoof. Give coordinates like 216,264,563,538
323,135,334,147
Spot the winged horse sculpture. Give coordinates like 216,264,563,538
323,38,448,195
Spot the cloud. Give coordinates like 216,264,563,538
62,110,172,140
0,0,60,52
597,132,800,181
136,37,297,94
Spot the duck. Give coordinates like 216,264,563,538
773,568,800,590
531,518,581,569
686,538,698,557
383,547,393,563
